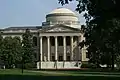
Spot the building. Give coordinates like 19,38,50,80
1,8,88,69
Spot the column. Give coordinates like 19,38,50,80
63,36,66,61
77,36,81,61
55,36,58,61
47,36,50,61
70,36,73,60
40,36,43,61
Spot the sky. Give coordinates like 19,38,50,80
0,0,86,29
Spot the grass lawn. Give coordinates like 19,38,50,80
1,69,120,80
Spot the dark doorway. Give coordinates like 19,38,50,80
58,56,63,61
52,56,55,61
67,56,70,61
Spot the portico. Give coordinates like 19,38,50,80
40,35,81,62
37,24,83,69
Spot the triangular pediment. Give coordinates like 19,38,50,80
41,24,80,32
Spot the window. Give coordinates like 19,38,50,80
50,37,55,46
58,36,63,46
33,36,37,46
67,56,70,61
66,36,70,46
58,56,63,61
52,56,55,61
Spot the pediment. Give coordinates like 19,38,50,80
41,24,80,32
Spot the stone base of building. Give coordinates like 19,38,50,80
37,61,82,69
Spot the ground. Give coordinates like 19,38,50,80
1,69,120,80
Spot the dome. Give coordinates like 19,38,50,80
46,8,78,22
49,8,76,16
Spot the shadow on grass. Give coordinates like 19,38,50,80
0,74,120,80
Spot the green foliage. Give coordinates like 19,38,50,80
1,36,22,68
86,19,120,69
0,29,35,69
12,37,23,64
59,0,120,23
24,63,35,69
22,29,35,64
81,63,97,69
58,0,120,70
81,63,91,68
0,32,3,60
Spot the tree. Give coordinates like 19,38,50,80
12,36,23,67
1,36,22,68
22,29,35,69
58,0,120,70
0,32,3,63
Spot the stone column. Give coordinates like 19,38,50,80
77,36,81,61
40,36,43,61
55,36,58,61
63,36,66,61
47,36,50,61
70,36,73,61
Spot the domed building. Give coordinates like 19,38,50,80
0,8,88,69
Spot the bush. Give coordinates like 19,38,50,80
81,63,90,68
24,63,35,69
81,63,97,69
90,63,97,69
116,55,120,70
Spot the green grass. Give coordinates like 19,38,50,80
1,69,120,80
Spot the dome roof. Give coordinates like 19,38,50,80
48,8,76,16
45,8,79,24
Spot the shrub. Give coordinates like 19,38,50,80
81,63,97,69
81,63,90,68
116,55,120,70
24,63,35,69
90,63,97,69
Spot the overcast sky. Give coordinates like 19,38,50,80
0,0,86,28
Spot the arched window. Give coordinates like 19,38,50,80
33,36,37,46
